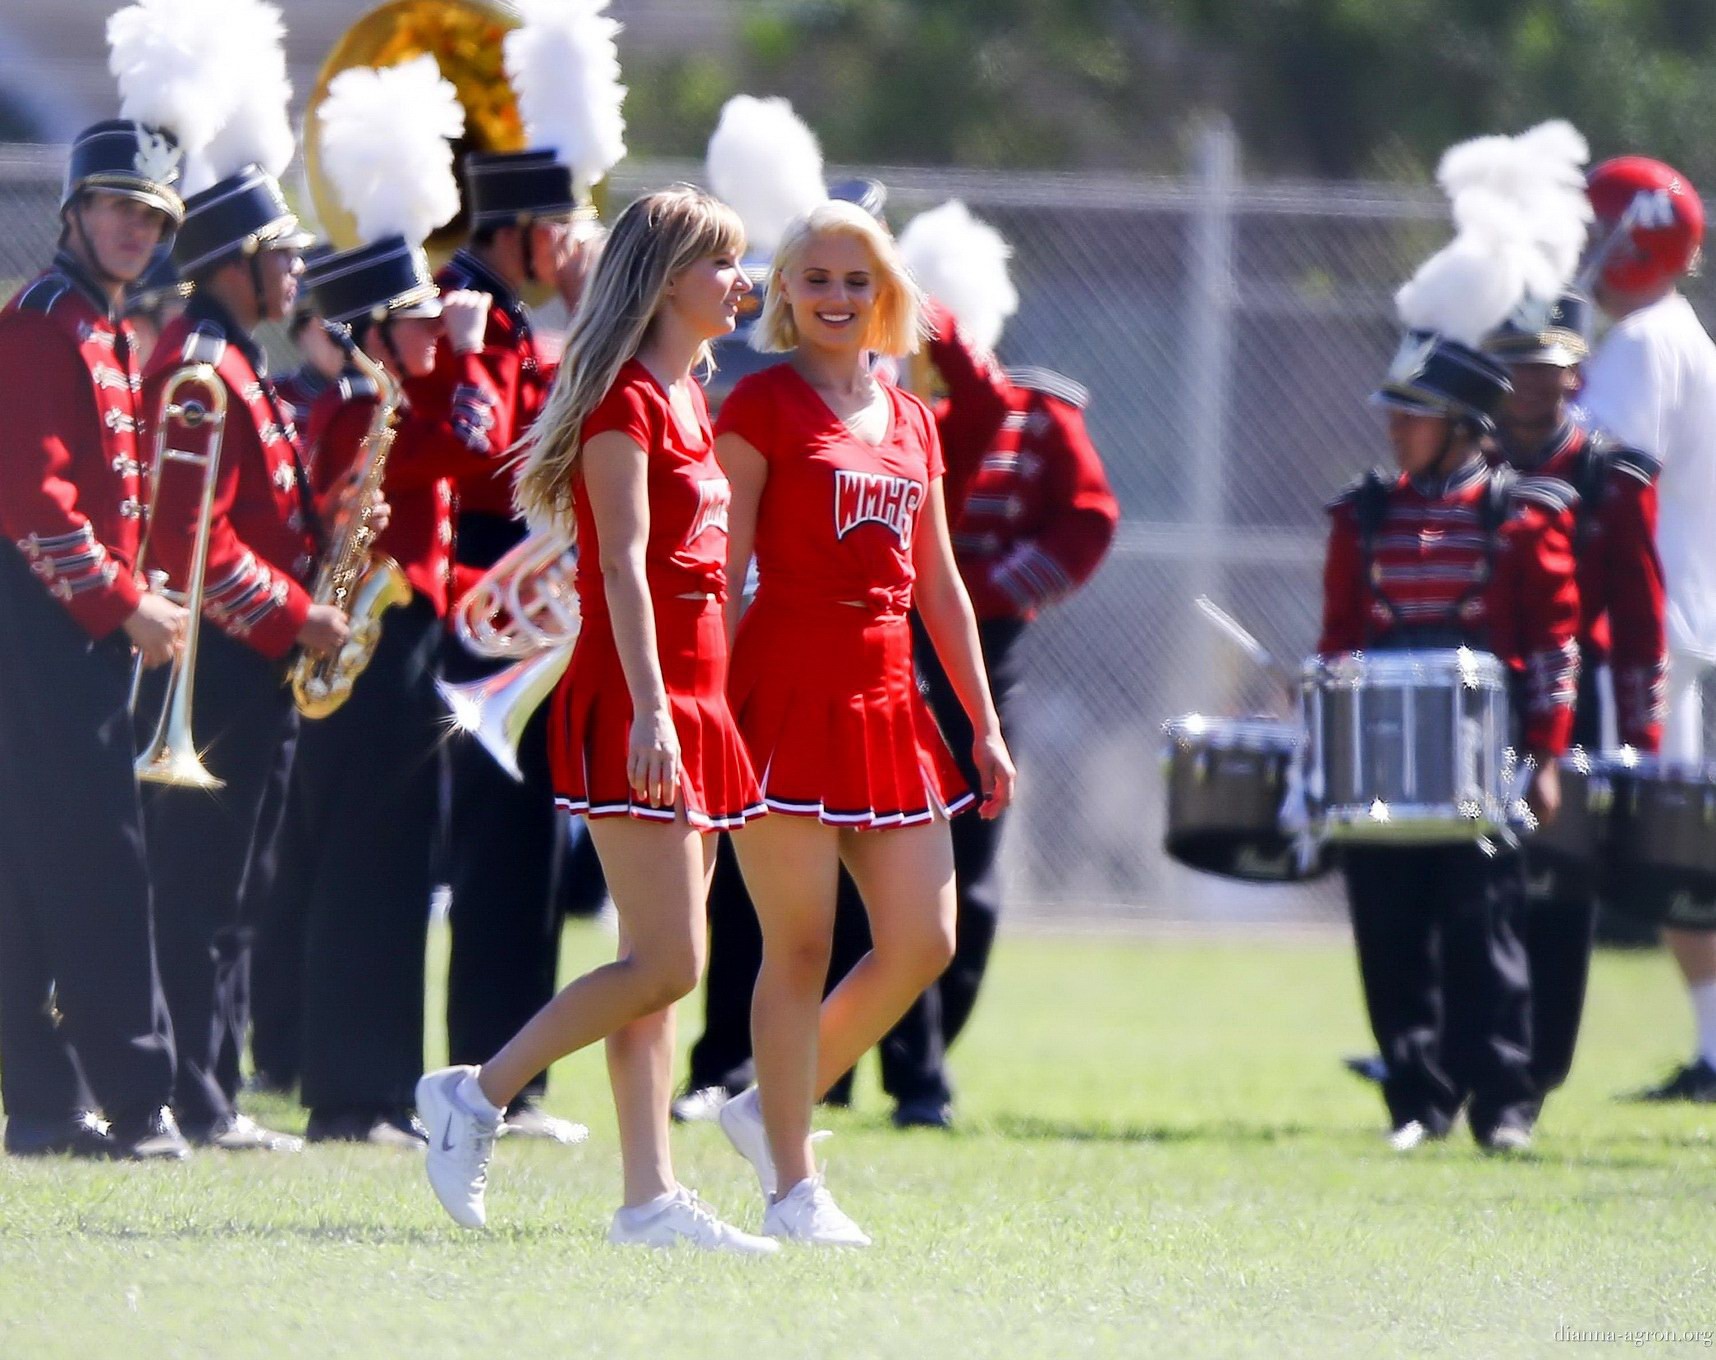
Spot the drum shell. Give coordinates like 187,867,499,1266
1599,759,1716,929
1302,649,1511,845
1523,756,1603,902
1161,717,1328,883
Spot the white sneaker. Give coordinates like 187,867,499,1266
762,1175,871,1247
1387,1120,1427,1153
417,1066,501,1229
717,1086,777,1196
606,1187,780,1255
671,1085,732,1124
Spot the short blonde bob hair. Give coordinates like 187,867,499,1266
753,199,924,357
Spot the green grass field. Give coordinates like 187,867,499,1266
2,923,1713,1360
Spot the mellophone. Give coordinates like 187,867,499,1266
1163,646,1716,927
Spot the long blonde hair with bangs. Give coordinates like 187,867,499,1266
753,199,925,357
513,185,747,530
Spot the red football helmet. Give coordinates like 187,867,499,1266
1586,156,1705,293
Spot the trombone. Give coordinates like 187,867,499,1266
130,364,228,790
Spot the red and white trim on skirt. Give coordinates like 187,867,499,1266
553,794,768,832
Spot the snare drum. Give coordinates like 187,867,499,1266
1522,748,1609,902
1302,648,1511,844
1597,754,1716,930
1161,715,1329,882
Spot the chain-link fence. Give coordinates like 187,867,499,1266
5,131,1709,923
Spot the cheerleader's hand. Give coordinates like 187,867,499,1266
629,706,682,810
973,729,1017,820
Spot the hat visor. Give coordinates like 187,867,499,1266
1370,387,1453,419
389,295,443,320
75,180,185,226
1494,341,1586,368
256,219,317,254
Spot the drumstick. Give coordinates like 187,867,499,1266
1194,596,1296,693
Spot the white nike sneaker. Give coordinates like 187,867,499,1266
762,1175,871,1247
717,1086,776,1196
606,1187,780,1255
1387,1120,1428,1153
670,1084,732,1124
417,1066,501,1230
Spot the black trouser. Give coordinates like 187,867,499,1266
139,629,298,1130
1520,661,1603,1104
247,778,308,1090
0,549,174,1126
443,513,604,1104
296,597,443,1115
871,615,1025,1105
1344,842,1535,1138
686,838,870,1095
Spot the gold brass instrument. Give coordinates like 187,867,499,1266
131,365,228,791
437,528,579,779
288,334,412,718
303,0,525,262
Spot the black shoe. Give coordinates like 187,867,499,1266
892,1098,954,1130
106,1106,192,1161
187,1113,304,1153
1627,1058,1716,1103
1478,1116,1535,1155
4,1111,113,1158
1343,1054,1389,1084
305,1107,428,1148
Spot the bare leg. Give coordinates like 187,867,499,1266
730,815,841,1197
605,839,717,1207
478,815,709,1204
816,819,957,1094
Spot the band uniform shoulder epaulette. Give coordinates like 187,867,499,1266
13,272,72,315
1594,434,1662,487
179,322,228,368
337,367,380,404
1507,473,1579,516
1325,468,1389,513
1005,366,1089,410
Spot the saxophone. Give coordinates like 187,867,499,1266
289,336,412,718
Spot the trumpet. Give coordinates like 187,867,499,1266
438,528,580,780
131,364,228,791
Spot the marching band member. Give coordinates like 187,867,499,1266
1321,125,1585,1153
418,186,777,1254
1578,157,1716,1104
273,249,344,429
879,204,1118,1128
136,0,329,1155
436,0,619,1143
1483,295,1666,1112
0,116,187,1158
713,199,1016,1243
290,56,487,1146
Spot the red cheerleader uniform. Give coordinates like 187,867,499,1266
547,359,764,831
717,363,974,828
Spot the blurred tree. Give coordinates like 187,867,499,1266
616,0,1716,184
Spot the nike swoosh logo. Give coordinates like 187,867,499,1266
441,1115,456,1152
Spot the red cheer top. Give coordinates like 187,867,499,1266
572,360,731,617
714,362,944,612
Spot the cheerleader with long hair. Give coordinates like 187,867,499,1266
714,200,1017,1245
417,186,777,1253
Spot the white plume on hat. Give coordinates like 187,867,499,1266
106,0,237,168
193,0,295,195
899,201,1019,353
505,0,628,192
706,95,825,256
317,55,464,246
1396,120,1592,345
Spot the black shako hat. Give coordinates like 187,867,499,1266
63,118,185,224
1372,330,1513,429
464,150,577,230
174,165,314,276
1483,293,1592,368
302,236,442,328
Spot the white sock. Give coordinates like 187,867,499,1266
1691,981,1716,1068
617,1188,679,1223
456,1073,503,1124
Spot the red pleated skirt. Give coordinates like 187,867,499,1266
547,594,765,831
728,596,974,829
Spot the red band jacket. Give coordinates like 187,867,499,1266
1318,458,1581,755
142,301,319,659
923,304,1118,622
1493,420,1667,751
0,254,151,638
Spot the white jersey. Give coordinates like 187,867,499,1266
1578,290,1716,663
